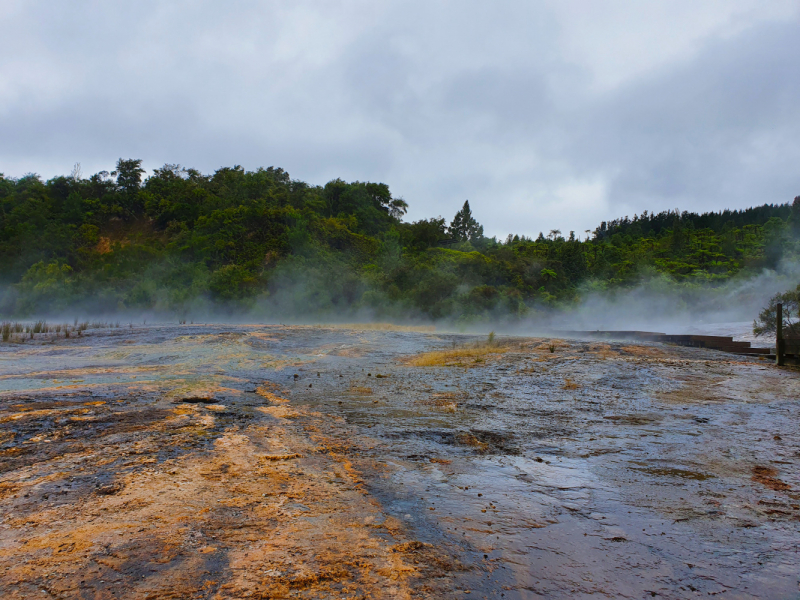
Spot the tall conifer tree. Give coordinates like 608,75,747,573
449,200,483,242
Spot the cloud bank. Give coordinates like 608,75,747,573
1,0,799,237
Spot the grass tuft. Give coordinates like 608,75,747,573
349,385,373,395
1,319,115,342
328,322,435,332
406,344,508,368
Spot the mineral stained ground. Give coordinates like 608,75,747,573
0,324,798,599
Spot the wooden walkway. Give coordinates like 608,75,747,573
553,330,771,356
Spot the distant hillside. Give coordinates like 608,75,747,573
1,159,798,319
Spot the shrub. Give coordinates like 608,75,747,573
753,284,800,338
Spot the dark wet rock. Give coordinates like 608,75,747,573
385,428,519,455
468,429,520,455
634,466,715,481
96,483,124,495
178,397,216,404
603,414,659,425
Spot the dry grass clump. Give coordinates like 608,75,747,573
406,346,508,367
621,344,667,358
1,319,119,343
532,339,568,354
455,432,489,451
406,334,509,368
327,323,435,332
417,392,462,413
330,346,368,358
261,452,302,461
562,378,581,390
348,385,373,395
589,343,616,360
256,385,289,404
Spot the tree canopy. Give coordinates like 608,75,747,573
0,160,798,320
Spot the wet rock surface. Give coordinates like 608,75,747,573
0,324,798,598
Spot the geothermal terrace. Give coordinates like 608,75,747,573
0,324,798,599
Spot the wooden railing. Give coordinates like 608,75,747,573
552,330,770,356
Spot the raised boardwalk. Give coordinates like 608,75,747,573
553,330,771,356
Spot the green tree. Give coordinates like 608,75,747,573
789,196,800,235
449,200,483,242
115,158,145,194
403,218,448,250
753,285,800,338
114,158,146,219
761,216,787,268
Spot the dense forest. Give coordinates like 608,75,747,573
1,159,798,322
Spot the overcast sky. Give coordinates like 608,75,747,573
2,1,799,238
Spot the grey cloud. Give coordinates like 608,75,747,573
442,67,552,134
1,2,798,237
570,19,800,210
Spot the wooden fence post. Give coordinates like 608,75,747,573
776,302,785,366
